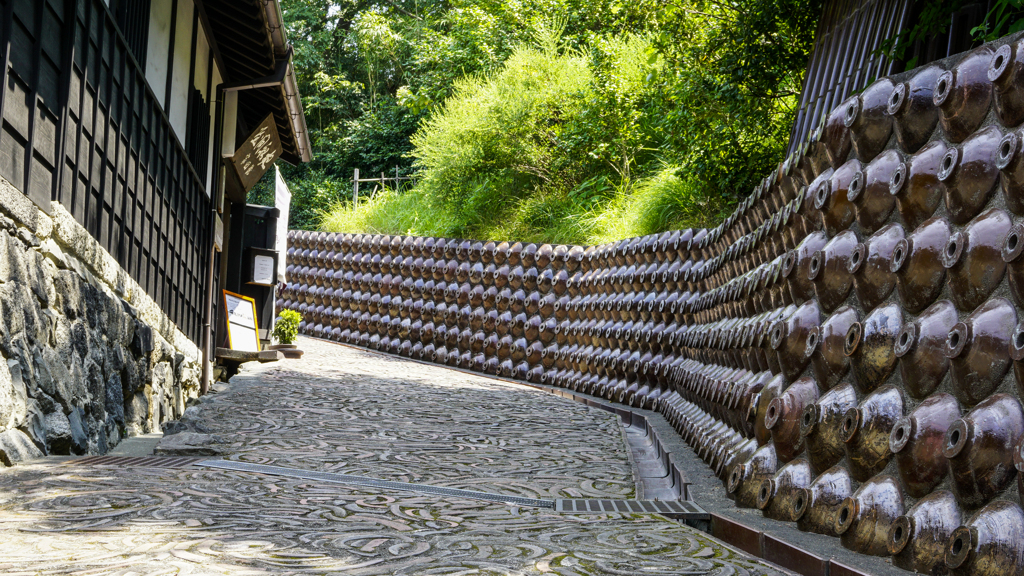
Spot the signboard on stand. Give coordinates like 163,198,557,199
223,290,261,352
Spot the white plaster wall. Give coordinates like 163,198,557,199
145,0,173,108
168,0,195,147
207,63,223,196
193,20,210,101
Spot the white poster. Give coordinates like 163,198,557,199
252,255,275,285
274,165,291,283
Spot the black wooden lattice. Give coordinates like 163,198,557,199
0,0,215,346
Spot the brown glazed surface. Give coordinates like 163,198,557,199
756,458,813,521
793,465,854,536
890,392,959,497
889,490,962,574
844,303,902,394
770,300,821,381
782,231,829,302
727,441,778,509
849,150,900,233
842,385,905,482
939,126,1003,225
943,393,1024,508
892,217,952,314
1001,222,1024,309
765,376,819,463
942,208,1011,311
946,500,1024,576
809,230,858,312
802,382,858,473
935,45,994,143
817,160,860,236
849,223,904,311
835,475,904,556
844,78,895,162
945,297,1016,407
894,299,958,399
990,39,1024,128
808,306,857,390
891,141,948,230
889,65,943,153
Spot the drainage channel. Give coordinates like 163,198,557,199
196,460,708,524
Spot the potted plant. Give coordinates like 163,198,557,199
267,309,303,358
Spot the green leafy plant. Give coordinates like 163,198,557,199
273,309,302,345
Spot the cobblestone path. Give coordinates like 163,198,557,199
0,337,789,575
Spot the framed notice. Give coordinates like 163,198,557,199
223,290,261,352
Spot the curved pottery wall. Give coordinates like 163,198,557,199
281,35,1024,576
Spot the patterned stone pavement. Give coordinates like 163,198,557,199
0,337,790,575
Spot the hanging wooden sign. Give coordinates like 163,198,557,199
223,290,261,352
229,114,282,192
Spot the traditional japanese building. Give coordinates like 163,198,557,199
0,0,310,462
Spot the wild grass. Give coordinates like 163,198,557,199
318,163,730,244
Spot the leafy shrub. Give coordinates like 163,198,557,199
272,309,302,345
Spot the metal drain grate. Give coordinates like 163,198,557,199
70,456,208,468
197,460,555,508
554,499,709,520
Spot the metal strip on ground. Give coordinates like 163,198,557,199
196,460,556,508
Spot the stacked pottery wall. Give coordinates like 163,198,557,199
0,178,202,466
281,33,1024,576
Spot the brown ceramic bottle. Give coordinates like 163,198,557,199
756,458,813,521
890,392,959,497
726,441,778,508
842,385,904,481
793,465,854,536
781,231,829,303
843,78,895,162
807,307,857,390
888,65,944,153
945,297,1016,407
944,393,1024,508
1002,223,1024,309
996,130,1024,215
849,223,904,311
822,100,852,166
889,490,962,574
809,230,858,313
752,374,786,446
990,40,1024,128
835,475,904,556
934,45,995,143
945,500,1024,576
894,300,958,399
769,300,820,381
814,159,860,235
892,217,952,314
939,126,1003,225
844,303,901,394
801,382,858,472
764,377,819,463
848,150,900,233
890,141,947,230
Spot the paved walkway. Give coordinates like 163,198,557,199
0,337,788,575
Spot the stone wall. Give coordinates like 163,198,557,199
281,35,1024,576
0,177,201,465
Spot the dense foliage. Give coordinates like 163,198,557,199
257,0,823,243
272,309,303,345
